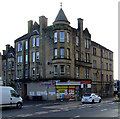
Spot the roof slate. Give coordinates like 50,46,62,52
54,8,69,23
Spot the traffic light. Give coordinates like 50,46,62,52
117,81,119,91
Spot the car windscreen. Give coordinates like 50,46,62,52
83,94,91,97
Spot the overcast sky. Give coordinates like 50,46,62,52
0,0,118,80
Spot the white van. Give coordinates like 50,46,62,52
0,86,23,109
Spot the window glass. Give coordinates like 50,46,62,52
20,43,22,51
67,32,70,43
32,68,35,78
25,69,28,77
36,37,39,46
33,37,35,47
60,48,64,58
93,60,96,68
60,65,65,75
93,73,97,81
54,32,57,43
32,52,35,62
85,69,89,78
25,54,28,64
54,65,58,76
18,43,20,52
76,36,79,46
76,51,78,60
85,39,89,49
17,56,19,63
25,40,28,50
36,52,39,60
20,56,22,63
10,90,18,97
60,32,65,42
54,48,57,59
36,68,39,75
76,67,79,77
67,65,70,76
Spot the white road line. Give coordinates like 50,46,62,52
35,111,48,115
35,104,42,106
17,114,33,117
49,109,61,112
74,115,81,118
101,109,108,111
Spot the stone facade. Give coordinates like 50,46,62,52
2,8,114,99
2,45,15,86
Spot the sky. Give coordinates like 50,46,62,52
0,0,118,80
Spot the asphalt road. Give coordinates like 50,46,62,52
1,97,120,118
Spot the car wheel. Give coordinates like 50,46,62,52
99,99,101,103
17,102,22,109
92,100,94,104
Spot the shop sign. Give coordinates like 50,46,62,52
56,82,81,86
69,86,75,88
56,85,68,89
82,81,91,84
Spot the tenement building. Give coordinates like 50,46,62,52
2,8,113,100
2,45,15,86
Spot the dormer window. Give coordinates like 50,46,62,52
60,32,65,42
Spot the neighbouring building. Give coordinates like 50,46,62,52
2,7,114,100
2,45,15,87
0,52,3,85
91,41,113,97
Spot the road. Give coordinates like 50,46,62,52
1,97,119,118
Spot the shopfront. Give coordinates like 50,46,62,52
56,82,81,100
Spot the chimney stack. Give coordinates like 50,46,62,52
78,18,83,38
28,20,33,33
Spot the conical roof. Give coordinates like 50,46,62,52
53,8,70,25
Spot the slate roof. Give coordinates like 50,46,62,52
54,8,70,24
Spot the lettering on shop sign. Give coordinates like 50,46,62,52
49,92,55,96
29,92,35,96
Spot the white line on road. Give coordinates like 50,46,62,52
17,114,33,117
74,115,81,118
49,109,61,112
101,109,108,111
35,111,48,115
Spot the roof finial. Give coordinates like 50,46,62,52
60,2,62,8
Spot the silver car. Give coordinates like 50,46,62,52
81,93,101,103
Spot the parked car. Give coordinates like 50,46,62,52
0,86,23,109
81,93,101,103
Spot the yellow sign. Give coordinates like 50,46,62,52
56,86,68,89
69,86,75,88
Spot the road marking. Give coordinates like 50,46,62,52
35,104,42,107
35,111,48,115
17,114,33,117
101,109,108,111
74,115,81,118
49,109,61,112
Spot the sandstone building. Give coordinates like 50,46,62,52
2,8,113,100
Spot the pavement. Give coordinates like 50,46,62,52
23,96,115,106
